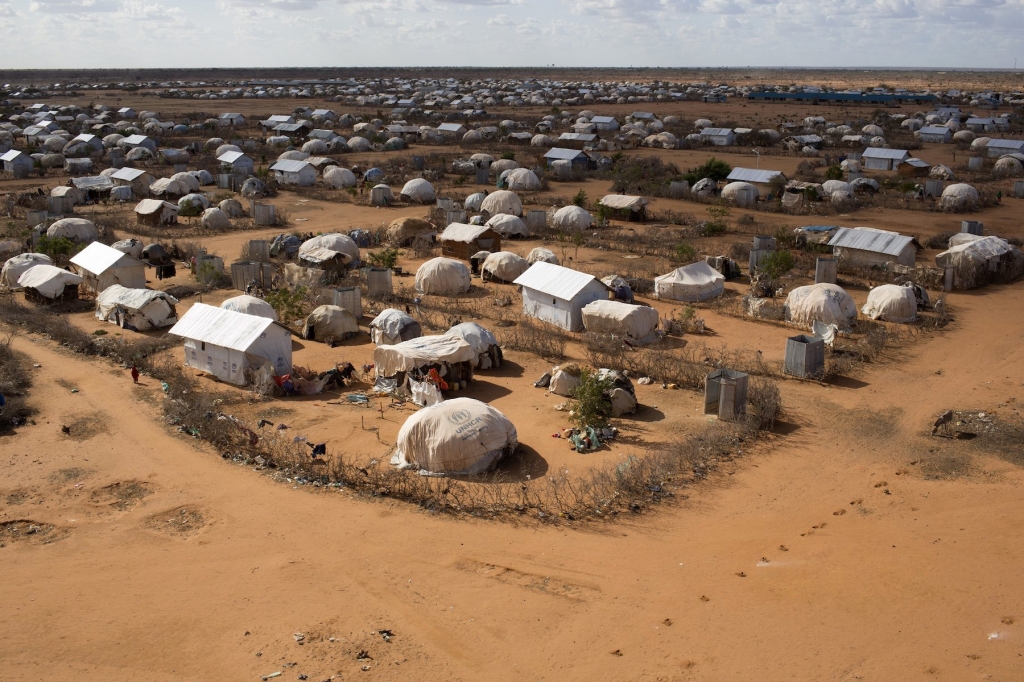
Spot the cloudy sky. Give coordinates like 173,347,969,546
1,0,1022,69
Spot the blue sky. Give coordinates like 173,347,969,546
1,0,1022,70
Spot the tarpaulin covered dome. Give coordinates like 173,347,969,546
480,190,522,217
46,218,98,243
299,233,360,265
415,257,471,295
720,181,758,206
551,205,593,230
655,261,725,302
481,251,529,283
2,253,52,288
391,397,518,475
201,207,230,230
527,247,558,264
220,294,278,321
581,300,659,340
502,168,541,191
324,166,357,189
387,217,435,246
17,264,83,299
111,238,144,259
485,213,529,237
464,192,486,211
96,285,178,331
939,183,979,210
445,322,501,368
861,284,917,323
370,308,422,346
302,305,358,342
219,198,245,217
400,178,436,203
784,283,858,330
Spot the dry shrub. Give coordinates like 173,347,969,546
497,318,567,359
0,330,34,430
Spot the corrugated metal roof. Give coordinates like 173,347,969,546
123,134,148,145
70,241,139,274
112,167,148,181
828,226,915,257
591,116,616,124
727,167,784,183
71,176,114,190
902,157,931,168
987,139,1024,149
543,147,586,160
440,223,495,243
217,150,248,163
862,147,910,160
513,262,604,300
167,303,277,351
270,159,312,173
558,132,597,141
700,127,734,137
919,126,950,135
437,123,466,132
1,150,24,162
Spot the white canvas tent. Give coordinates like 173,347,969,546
391,398,518,475
444,322,501,369
581,300,659,341
69,241,147,294
2,253,52,288
480,190,522,217
513,262,609,332
784,283,858,331
220,294,278,321
373,335,477,379
95,285,178,331
167,303,292,385
370,308,422,346
655,262,725,302
861,284,917,323
17,265,83,300
415,257,472,295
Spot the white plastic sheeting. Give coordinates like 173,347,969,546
95,285,178,331
302,305,358,341
551,205,593,230
323,166,357,188
220,294,279,321
2,253,52,288
480,190,522,217
46,218,98,243
370,308,422,346
861,284,917,323
581,300,659,340
485,213,529,237
400,178,436,203
415,257,471,295
299,233,360,266
655,262,725,302
482,251,529,283
784,283,858,331
391,398,517,475
445,322,499,368
526,247,558,264
374,335,477,378
17,264,83,298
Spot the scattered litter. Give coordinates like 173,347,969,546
347,393,370,404
161,382,170,393
356,650,372,660
534,372,551,388
70,388,79,393
637,377,654,385
293,633,305,643
276,423,289,430
257,419,273,428
262,673,281,680
378,629,393,642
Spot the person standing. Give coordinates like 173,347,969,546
130,366,140,383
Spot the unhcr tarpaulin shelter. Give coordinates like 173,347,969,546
220,294,278,321
391,398,518,475
513,262,610,332
168,303,292,385
95,285,178,331
445,322,502,369
581,300,659,341
370,308,422,346
17,265,83,301
861,284,917,323
784,283,858,331
2,253,52,288
69,241,147,294
655,261,725,302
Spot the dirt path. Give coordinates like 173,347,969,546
2,286,1024,680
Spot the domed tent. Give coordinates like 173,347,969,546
502,168,541,191
240,177,268,198
861,284,917,323
720,181,758,207
464,192,486,211
445,322,502,369
994,156,1023,175
481,251,529,283
415,257,471,295
370,308,422,346
387,217,435,246
527,247,558,264
939,183,979,210
930,164,955,180
46,218,99,244
298,233,360,271
111,238,144,259
220,294,278,321
201,207,230,230
171,172,201,193
581,299,660,341
302,305,358,343
655,262,725,302
391,398,517,475
784,283,857,331
400,178,436,203
178,193,210,211
219,198,245,218
323,166,356,189
490,159,518,176
551,205,593,230
2,253,52,288
485,213,529,238
481,190,522,217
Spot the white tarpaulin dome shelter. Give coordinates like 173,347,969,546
299,233,360,267
324,166,357,189
861,284,917,323
373,335,477,379
485,213,529,237
2,253,52,288
220,294,278,321
302,305,358,342
503,168,541,191
400,178,436,203
482,251,529,283
551,205,593,230
720,181,758,207
939,183,979,210
445,322,501,369
581,300,659,341
415,257,471,295
655,262,725,302
95,285,178,331
481,190,522,217
527,247,558,264
46,218,98,243
69,241,146,294
599,195,648,215
391,398,518,475
168,303,292,385
370,308,422,346
464,192,486,211
201,207,230,230
111,238,144,258
785,283,858,331
17,264,83,299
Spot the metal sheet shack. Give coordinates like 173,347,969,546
513,262,610,332
828,226,918,268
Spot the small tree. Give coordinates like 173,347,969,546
761,250,794,283
674,241,697,263
368,248,399,269
682,157,732,185
572,188,588,207
571,230,586,261
265,285,308,322
36,235,80,265
824,165,844,180
569,368,613,430
501,151,515,160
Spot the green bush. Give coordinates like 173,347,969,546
569,368,614,430
682,157,732,185
265,286,308,322
824,165,844,180
674,242,697,263
368,248,399,269
572,189,588,207
501,151,515,160
36,235,80,263
761,250,795,281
